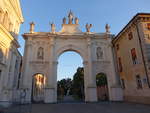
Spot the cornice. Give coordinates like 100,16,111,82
8,0,24,23
0,24,20,48
22,32,111,40
113,13,150,44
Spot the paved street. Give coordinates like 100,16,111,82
1,102,150,113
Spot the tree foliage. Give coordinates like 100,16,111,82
57,78,72,96
96,73,107,86
72,67,84,99
57,67,85,100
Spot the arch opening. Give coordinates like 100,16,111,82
57,51,85,102
32,73,46,103
96,73,109,101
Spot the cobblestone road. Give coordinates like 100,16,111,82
1,102,150,113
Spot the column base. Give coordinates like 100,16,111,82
0,89,13,108
85,86,98,102
44,87,56,103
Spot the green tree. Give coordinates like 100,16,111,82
72,67,84,100
96,73,107,86
57,78,72,98
57,67,85,100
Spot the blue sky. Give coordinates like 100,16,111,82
19,0,150,80
57,52,83,80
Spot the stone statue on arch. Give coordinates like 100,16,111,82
96,47,103,60
37,47,44,60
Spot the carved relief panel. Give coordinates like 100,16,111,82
37,47,44,60
96,47,103,60
93,41,106,61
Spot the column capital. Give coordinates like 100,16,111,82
49,37,56,47
86,38,93,47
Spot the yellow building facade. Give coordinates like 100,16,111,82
113,13,150,104
0,0,24,106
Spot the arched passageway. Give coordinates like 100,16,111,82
32,74,46,103
57,51,84,102
96,73,109,101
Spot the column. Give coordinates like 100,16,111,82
2,48,12,88
85,38,97,102
8,52,16,89
0,48,12,103
44,37,57,103
21,39,33,103
7,50,17,102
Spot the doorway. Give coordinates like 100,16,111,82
96,73,109,101
32,74,46,103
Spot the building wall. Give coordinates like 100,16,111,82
140,20,150,86
0,0,23,106
113,14,150,104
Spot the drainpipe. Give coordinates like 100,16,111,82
135,22,150,88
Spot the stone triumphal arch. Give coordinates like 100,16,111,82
21,12,123,103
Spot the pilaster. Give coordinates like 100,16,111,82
84,37,97,102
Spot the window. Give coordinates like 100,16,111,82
118,57,123,72
136,75,142,89
144,34,150,40
147,23,150,30
116,44,119,50
121,78,125,89
131,48,138,65
143,78,147,84
15,59,19,69
128,32,133,40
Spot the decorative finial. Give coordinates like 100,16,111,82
68,10,74,24
50,22,55,34
63,17,66,24
29,22,35,33
86,23,92,33
105,23,110,33
75,17,79,24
